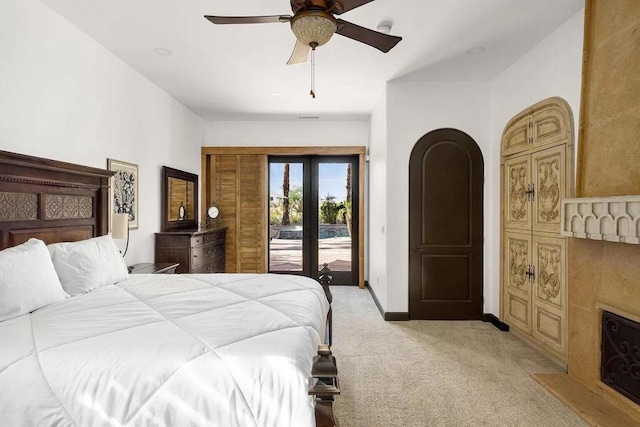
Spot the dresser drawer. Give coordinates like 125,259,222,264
192,262,215,274
190,229,225,247
213,255,225,272
192,258,225,274
204,228,226,244
191,243,219,266
191,235,205,247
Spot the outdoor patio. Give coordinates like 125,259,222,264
269,237,352,272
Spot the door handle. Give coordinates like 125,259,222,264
410,246,424,253
530,183,535,202
525,265,536,284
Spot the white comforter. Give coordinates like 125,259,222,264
0,273,329,427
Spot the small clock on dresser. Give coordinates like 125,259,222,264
206,204,220,228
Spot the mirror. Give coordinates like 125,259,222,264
161,166,198,232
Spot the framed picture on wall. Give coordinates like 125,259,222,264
107,158,139,229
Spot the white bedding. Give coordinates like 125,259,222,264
0,273,329,427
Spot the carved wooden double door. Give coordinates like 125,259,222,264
501,98,573,361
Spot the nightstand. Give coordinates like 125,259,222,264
128,263,179,274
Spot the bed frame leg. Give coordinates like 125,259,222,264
309,344,340,427
315,399,338,427
319,264,333,346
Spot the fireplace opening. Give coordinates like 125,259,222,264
601,310,640,405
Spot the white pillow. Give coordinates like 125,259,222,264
49,235,129,296
0,239,68,322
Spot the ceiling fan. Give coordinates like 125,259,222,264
204,0,403,66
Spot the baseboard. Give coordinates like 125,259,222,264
384,312,410,321
483,313,510,331
366,283,409,321
366,282,385,318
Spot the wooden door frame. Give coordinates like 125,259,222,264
202,146,366,288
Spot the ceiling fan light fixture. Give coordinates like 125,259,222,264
291,11,337,47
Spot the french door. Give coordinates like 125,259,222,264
268,156,359,285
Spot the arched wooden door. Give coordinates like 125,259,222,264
409,128,484,320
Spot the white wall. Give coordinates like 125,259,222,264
383,82,492,312
368,90,389,308
486,8,584,315
0,0,205,264
205,121,369,147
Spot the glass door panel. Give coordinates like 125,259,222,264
269,161,305,273
268,156,358,285
317,162,353,283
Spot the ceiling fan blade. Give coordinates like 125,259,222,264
333,0,375,14
205,15,291,25
335,19,402,53
287,40,311,65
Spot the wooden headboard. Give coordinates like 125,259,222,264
0,151,113,250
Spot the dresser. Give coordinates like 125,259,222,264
155,228,227,274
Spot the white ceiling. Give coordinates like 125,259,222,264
41,0,584,121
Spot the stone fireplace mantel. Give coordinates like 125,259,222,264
561,196,640,244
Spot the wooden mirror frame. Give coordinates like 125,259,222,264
161,166,199,232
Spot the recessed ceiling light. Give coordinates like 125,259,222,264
268,92,281,97
376,21,392,34
153,48,173,56
467,46,485,55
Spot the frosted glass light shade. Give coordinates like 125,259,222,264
291,12,337,47
111,213,129,240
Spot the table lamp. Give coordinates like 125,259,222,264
111,213,130,257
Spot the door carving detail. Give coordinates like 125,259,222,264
509,239,528,290
537,244,561,301
532,145,566,233
505,155,531,231
510,166,528,221
537,158,560,222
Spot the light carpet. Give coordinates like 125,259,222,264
330,286,586,427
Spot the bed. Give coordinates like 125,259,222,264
0,150,339,427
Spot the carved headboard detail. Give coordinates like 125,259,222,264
0,150,114,250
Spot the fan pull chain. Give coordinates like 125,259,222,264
310,44,317,98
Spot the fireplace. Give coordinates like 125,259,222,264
601,310,640,406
